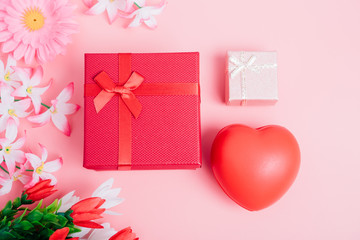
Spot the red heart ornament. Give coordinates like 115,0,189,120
211,124,300,211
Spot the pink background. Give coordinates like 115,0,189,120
1,0,360,239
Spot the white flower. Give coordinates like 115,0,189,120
121,0,167,29
0,118,26,176
92,178,124,215
0,165,30,196
0,55,20,90
58,190,80,212
0,87,31,132
27,82,80,136
25,144,62,188
87,223,117,240
86,0,127,24
12,66,52,114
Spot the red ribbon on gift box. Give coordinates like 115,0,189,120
84,54,199,169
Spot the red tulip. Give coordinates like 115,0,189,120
49,227,79,240
109,227,139,240
25,179,57,201
70,197,105,229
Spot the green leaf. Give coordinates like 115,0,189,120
13,220,34,231
34,200,43,211
57,215,68,228
13,209,27,224
46,199,58,213
0,230,15,240
12,198,21,209
20,194,33,205
68,226,82,234
26,210,43,222
31,221,45,228
43,213,58,223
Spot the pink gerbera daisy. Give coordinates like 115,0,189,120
0,0,78,64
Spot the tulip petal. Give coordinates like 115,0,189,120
49,227,70,240
71,197,105,212
73,221,104,229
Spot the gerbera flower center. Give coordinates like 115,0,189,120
36,162,44,174
5,146,12,154
8,109,17,117
26,86,33,94
4,72,11,81
22,7,45,32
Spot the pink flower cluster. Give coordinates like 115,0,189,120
83,0,167,29
0,55,79,196
0,0,78,64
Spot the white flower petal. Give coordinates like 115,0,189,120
25,153,42,169
0,179,12,196
5,117,17,142
29,66,43,86
39,172,57,185
5,55,16,71
51,113,70,136
56,82,74,103
11,85,27,97
86,1,107,15
43,157,62,173
30,94,42,114
57,103,80,115
27,109,51,126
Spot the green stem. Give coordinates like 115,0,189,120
1,98,51,109
41,102,51,109
15,166,34,172
134,2,142,8
0,165,9,174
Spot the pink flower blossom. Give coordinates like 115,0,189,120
25,144,62,188
12,66,52,114
0,55,20,90
0,165,30,196
0,0,78,64
0,87,31,132
121,0,167,29
0,118,26,176
85,0,128,24
27,82,80,136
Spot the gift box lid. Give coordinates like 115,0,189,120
84,52,201,170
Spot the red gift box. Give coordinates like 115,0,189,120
84,53,201,170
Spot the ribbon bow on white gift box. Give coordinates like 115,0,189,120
228,53,277,104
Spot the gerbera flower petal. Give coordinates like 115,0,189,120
2,38,19,53
43,157,63,173
0,30,12,42
51,112,70,136
24,46,36,64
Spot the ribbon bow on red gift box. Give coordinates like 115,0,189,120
93,71,144,118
